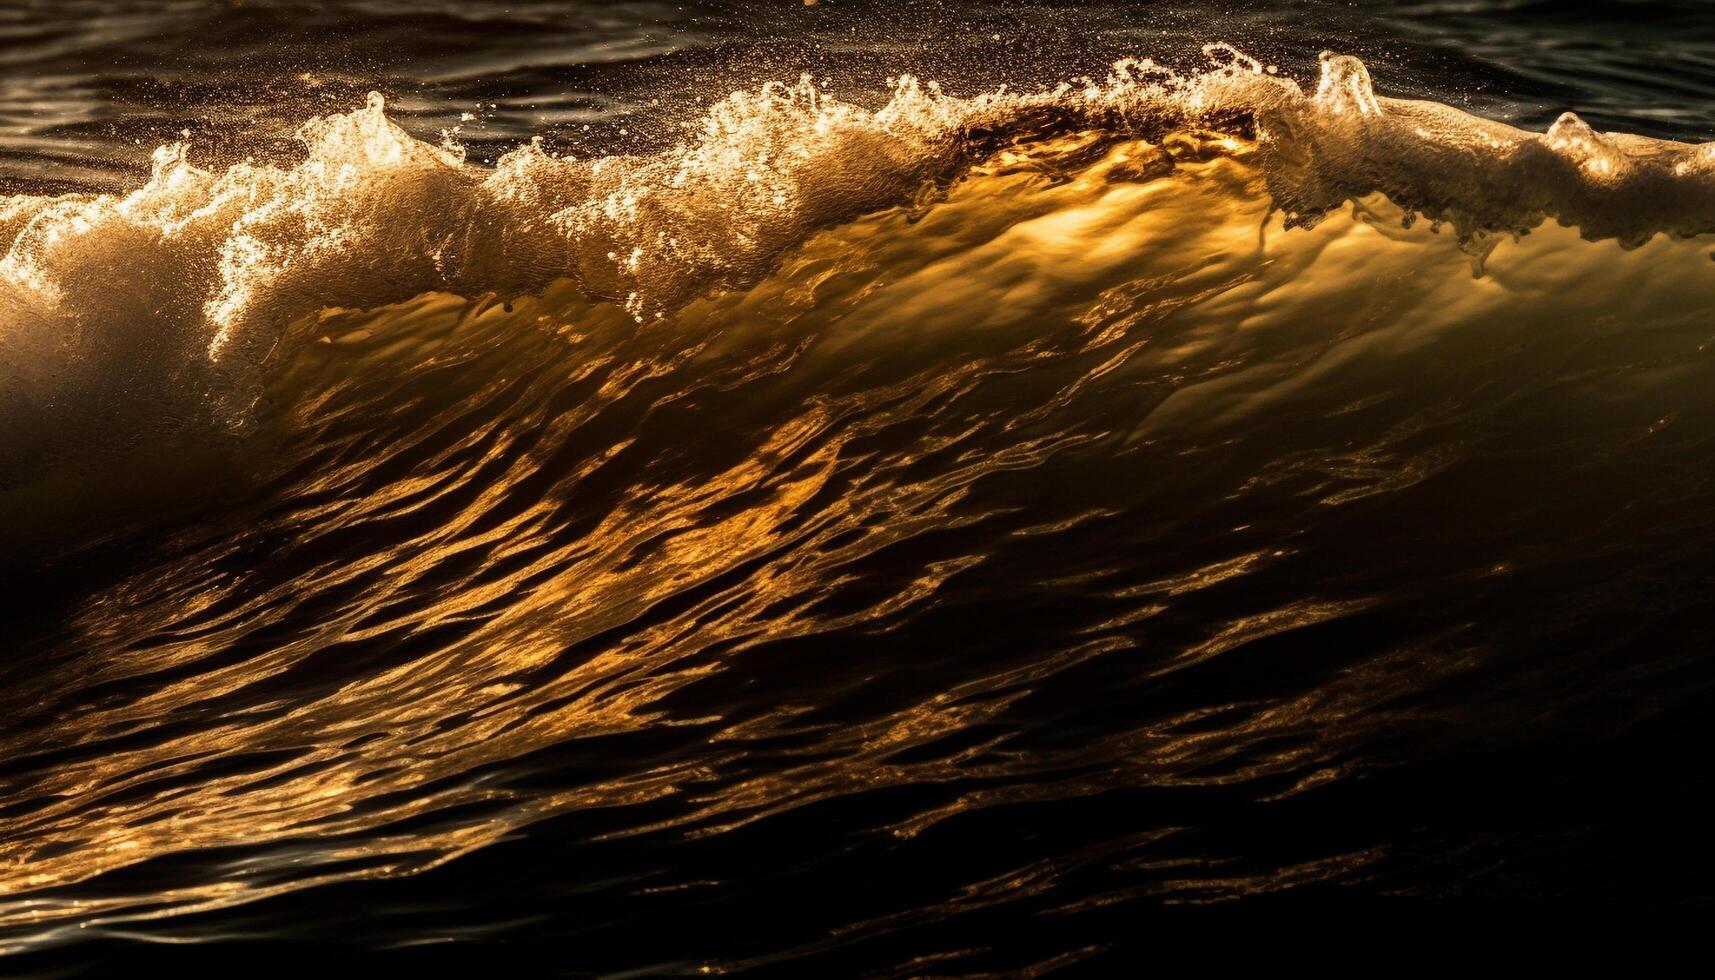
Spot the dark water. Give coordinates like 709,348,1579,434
4,1,1715,975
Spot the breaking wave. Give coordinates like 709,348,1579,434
5,47,1715,541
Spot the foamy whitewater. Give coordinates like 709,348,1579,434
4,10,1715,972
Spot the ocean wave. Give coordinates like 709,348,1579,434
3,45,1714,550
5,41,1715,956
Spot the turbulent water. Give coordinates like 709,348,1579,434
4,1,1715,973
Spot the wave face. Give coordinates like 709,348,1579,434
5,3,1715,974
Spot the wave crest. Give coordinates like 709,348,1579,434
4,47,1714,504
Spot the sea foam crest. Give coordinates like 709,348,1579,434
5,47,1715,480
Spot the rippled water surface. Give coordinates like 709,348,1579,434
4,1,1715,974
